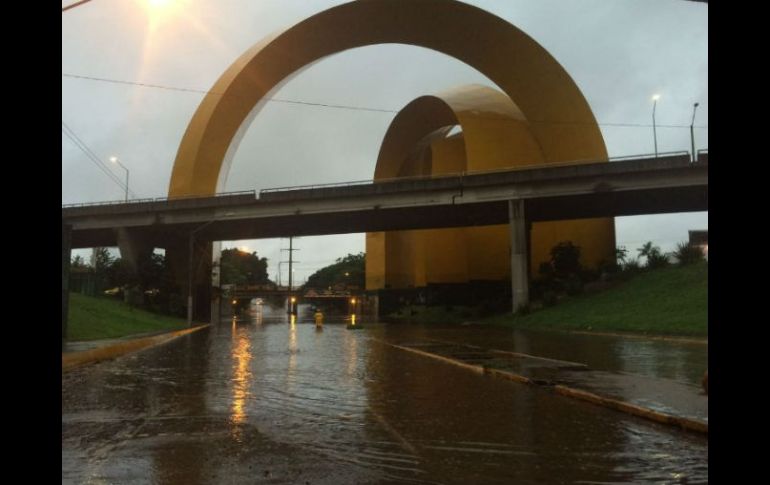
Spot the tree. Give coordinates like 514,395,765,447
93,247,113,272
220,248,270,285
71,254,87,269
637,241,669,269
303,252,365,290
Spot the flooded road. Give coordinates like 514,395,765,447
62,305,708,484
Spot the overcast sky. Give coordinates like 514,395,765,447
62,0,708,284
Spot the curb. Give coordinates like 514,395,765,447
62,325,210,372
567,330,707,345
372,338,707,436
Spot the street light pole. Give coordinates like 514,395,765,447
651,94,660,158
110,156,129,202
690,102,700,162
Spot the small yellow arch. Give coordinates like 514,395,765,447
366,85,614,290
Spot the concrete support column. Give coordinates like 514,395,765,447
62,223,72,346
211,241,222,324
509,199,529,312
115,227,154,276
166,238,212,325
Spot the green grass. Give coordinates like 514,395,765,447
67,293,187,341
484,262,708,336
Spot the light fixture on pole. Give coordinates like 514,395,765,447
651,94,660,158
110,156,129,202
690,102,699,163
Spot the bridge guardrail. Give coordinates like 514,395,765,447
696,149,708,164
63,151,703,208
62,190,256,209
258,151,695,197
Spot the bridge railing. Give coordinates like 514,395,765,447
696,149,708,164
258,151,694,196
63,150,702,208
62,190,256,208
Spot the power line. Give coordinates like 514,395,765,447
61,73,395,114
61,121,139,199
62,72,708,129
62,124,126,192
62,0,93,12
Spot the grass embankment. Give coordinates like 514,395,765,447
68,293,187,341
486,262,708,336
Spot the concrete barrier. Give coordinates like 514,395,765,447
62,325,209,372
373,338,707,435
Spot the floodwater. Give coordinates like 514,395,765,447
62,304,708,484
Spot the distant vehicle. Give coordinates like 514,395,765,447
103,287,121,296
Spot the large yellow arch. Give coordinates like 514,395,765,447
366,85,615,290
168,0,608,197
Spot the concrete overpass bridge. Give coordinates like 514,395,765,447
62,152,707,333
228,286,359,300
63,153,706,247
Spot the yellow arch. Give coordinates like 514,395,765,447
366,85,615,290
168,0,607,197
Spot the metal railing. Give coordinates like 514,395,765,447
259,151,694,195
62,190,256,209
63,149,703,208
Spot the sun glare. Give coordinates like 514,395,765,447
141,0,180,26
147,0,172,9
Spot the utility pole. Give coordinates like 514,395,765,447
289,237,294,291
281,237,300,290
281,237,300,314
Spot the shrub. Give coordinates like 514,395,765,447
515,303,531,315
538,261,554,277
550,241,582,277
597,259,620,276
615,246,629,266
674,241,705,266
579,266,600,283
619,258,642,280
542,290,558,307
564,274,584,296
646,251,670,269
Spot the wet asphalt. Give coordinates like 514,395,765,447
62,304,707,484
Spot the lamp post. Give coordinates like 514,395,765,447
651,94,660,158
110,156,129,202
690,102,700,163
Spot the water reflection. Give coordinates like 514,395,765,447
344,328,358,380
250,300,263,325
62,320,707,484
230,326,252,440
287,315,298,387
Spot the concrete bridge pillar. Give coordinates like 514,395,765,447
509,199,529,312
165,237,212,324
62,222,72,345
115,227,154,276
